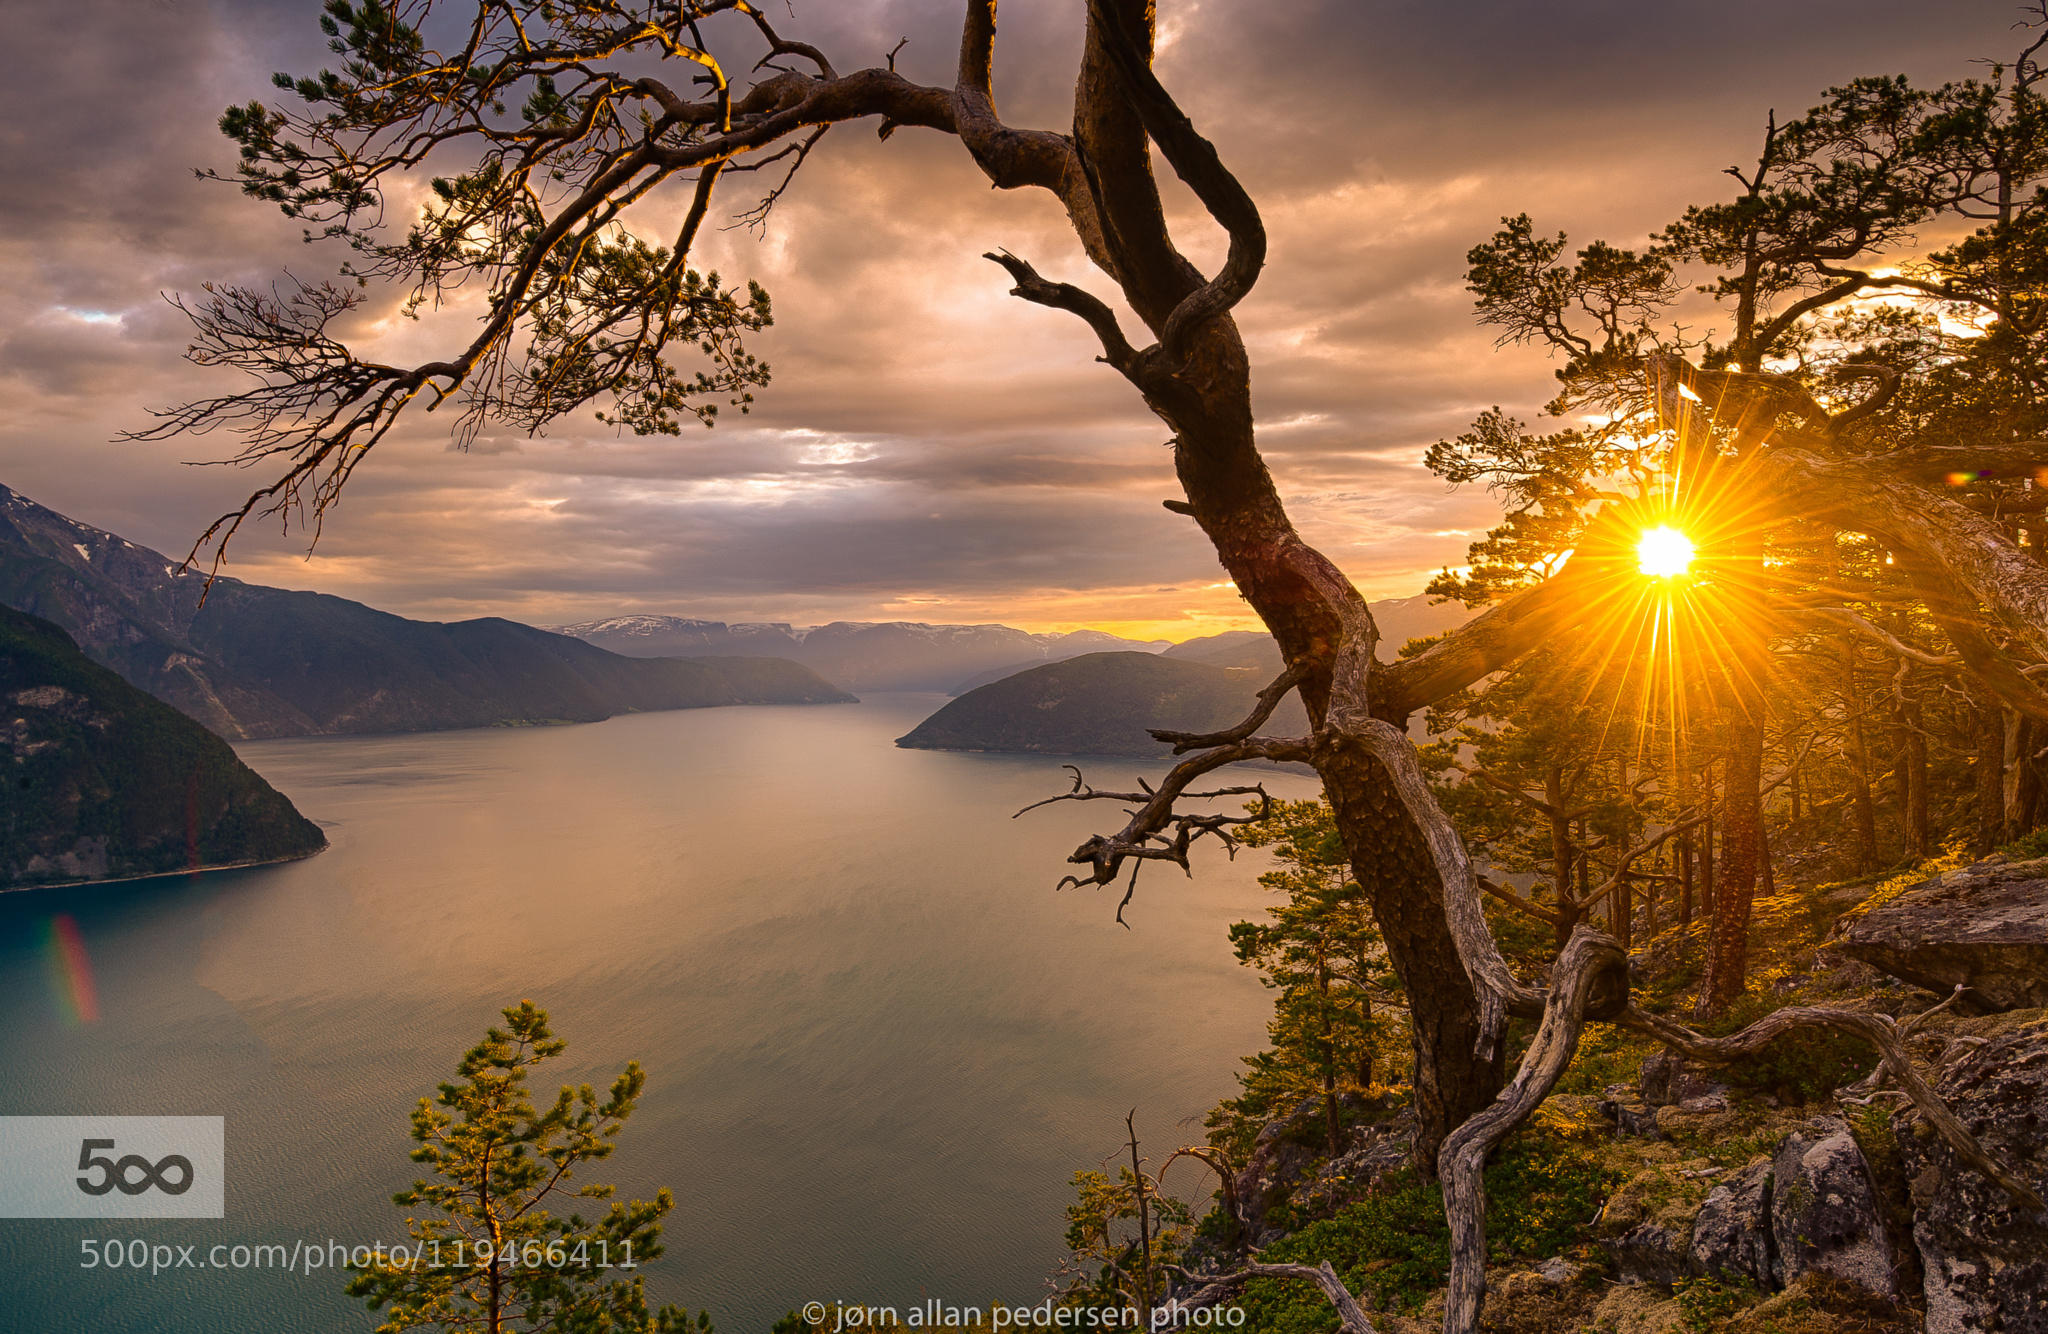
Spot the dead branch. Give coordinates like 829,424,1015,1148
1439,929,1628,1333
1151,663,1309,753
1619,1002,2045,1211
1805,607,1962,668
1159,1146,1241,1238
1014,736,1307,921
983,250,1138,372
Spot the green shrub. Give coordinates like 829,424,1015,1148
1233,1134,1615,1328
1999,826,2048,860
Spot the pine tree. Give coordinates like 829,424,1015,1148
348,1001,711,1334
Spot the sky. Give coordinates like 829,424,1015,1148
0,0,2026,639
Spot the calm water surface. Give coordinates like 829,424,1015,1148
0,694,1318,1332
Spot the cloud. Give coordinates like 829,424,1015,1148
0,0,2023,633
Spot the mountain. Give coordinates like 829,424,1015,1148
0,484,854,739
2,604,326,890
1162,629,1283,673
554,614,1169,692
1163,596,1475,674
895,652,1312,757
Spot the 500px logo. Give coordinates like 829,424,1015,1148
75,1139,194,1197
0,1117,222,1218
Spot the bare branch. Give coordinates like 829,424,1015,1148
1476,875,1565,927
1804,607,1962,668
1014,736,1308,921
983,250,1139,372
1150,663,1308,753
1079,0,1265,364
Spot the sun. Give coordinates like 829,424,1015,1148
1636,525,1695,578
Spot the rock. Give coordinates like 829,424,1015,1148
1598,1093,1663,1140
1653,1100,1746,1143
1604,1221,1695,1285
1229,1095,1410,1246
1894,1024,2048,1333
1690,1156,1776,1287
1685,1118,1897,1299
1641,1049,1730,1107
1767,1116,1895,1297
1231,1096,1323,1244
1285,1116,1413,1231
1537,1255,1579,1286
1837,858,2048,1012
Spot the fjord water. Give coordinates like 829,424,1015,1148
0,695,1317,1333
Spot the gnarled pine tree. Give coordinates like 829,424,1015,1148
139,3,2048,1330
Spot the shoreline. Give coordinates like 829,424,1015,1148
0,841,329,898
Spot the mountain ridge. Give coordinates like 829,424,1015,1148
2,603,327,890
0,484,854,739
553,613,1172,691
896,651,1314,758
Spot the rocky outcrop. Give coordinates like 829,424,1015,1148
1604,1221,1694,1286
1690,1156,1778,1287
1228,1094,1409,1246
1593,1115,1896,1301
1837,859,2048,1012
1895,1024,2048,1333
1766,1117,1895,1297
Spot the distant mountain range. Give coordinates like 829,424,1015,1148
0,484,853,740
557,596,1467,697
554,615,1170,692
2,603,326,889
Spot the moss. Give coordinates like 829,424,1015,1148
1722,1274,1917,1334
1996,827,2048,860
1558,1024,1658,1095
1478,1269,1600,1334
1584,1273,1916,1334
1588,1283,1689,1334
1674,1277,1759,1332
1838,849,1967,924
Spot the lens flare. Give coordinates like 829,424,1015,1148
46,914,99,1024
1636,526,1695,578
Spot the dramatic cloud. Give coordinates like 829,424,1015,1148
0,0,2020,636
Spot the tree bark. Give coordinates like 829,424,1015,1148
1903,693,1930,859
1323,748,1505,1174
2004,713,2039,839
1547,766,1576,948
1975,704,2008,856
1699,707,1763,1015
